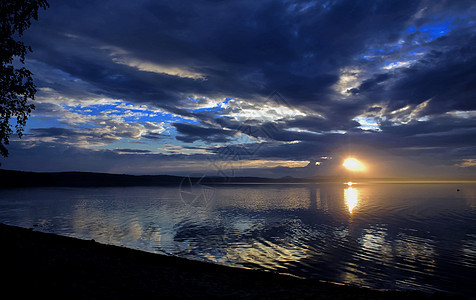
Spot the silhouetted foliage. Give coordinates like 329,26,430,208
0,0,48,158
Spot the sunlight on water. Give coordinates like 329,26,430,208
223,238,310,271
344,185,358,213
0,182,476,296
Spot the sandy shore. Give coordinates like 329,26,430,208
1,223,459,299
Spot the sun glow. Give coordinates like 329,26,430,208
343,158,366,172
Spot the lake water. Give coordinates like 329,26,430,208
0,182,475,297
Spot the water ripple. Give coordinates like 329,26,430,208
0,183,476,297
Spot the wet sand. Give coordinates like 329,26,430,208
0,223,458,299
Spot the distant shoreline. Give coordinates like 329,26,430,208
1,169,475,188
1,222,452,299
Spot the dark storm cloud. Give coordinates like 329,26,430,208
212,115,476,164
7,0,476,176
28,127,117,145
173,123,236,143
24,0,476,121
31,127,80,138
21,0,429,106
27,123,148,146
379,116,476,138
355,35,476,115
114,149,151,154
393,47,476,113
3,140,213,174
141,132,163,140
348,73,392,95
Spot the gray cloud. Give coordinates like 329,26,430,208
4,0,475,177
174,123,237,143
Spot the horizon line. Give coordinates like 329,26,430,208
1,169,475,181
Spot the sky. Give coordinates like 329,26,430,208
3,0,476,178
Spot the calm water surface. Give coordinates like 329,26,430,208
0,182,475,296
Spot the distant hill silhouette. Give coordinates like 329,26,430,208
0,169,183,188
0,169,473,188
0,169,337,187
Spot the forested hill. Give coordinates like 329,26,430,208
0,169,295,187
1,169,471,188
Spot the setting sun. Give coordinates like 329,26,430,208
343,158,366,172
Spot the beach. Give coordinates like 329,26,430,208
0,223,458,299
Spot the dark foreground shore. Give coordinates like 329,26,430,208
1,223,459,299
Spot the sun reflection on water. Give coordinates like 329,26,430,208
344,184,359,213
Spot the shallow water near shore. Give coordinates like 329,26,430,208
0,182,475,297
